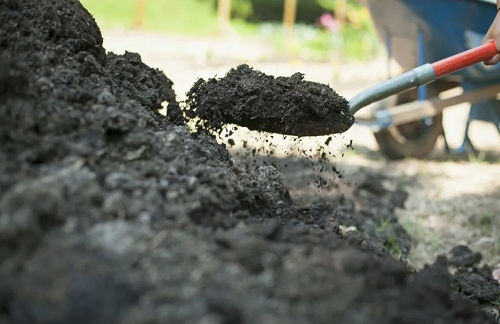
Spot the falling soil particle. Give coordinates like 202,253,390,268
185,64,354,137
0,0,497,323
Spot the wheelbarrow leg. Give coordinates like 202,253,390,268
417,31,427,101
456,116,475,154
442,130,451,153
457,91,500,154
486,104,500,135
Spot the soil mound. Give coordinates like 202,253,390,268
0,1,497,323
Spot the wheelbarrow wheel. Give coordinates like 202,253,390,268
373,88,443,160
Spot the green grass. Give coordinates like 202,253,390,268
385,236,402,258
231,19,260,37
473,212,494,232
467,150,487,164
375,217,392,235
81,0,219,36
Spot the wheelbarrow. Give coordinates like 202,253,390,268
357,0,500,159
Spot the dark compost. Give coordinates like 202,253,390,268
0,1,498,323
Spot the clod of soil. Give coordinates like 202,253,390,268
453,267,500,302
449,245,483,268
186,64,354,137
0,0,497,323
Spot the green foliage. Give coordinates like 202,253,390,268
259,22,382,61
315,0,336,11
231,0,253,20
375,217,392,235
228,0,333,23
316,0,364,12
473,212,494,232
81,0,219,36
80,0,381,61
342,24,382,60
467,150,487,163
376,218,403,258
227,0,368,24
385,236,403,258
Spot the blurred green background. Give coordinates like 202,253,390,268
80,0,382,61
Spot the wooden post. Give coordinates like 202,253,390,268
283,0,297,31
217,0,232,36
134,0,146,29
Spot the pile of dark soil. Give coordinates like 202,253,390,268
185,64,354,136
0,0,498,323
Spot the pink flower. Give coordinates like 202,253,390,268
493,267,500,284
318,13,341,33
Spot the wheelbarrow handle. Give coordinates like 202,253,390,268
349,41,499,114
432,41,498,78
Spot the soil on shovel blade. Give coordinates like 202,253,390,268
186,64,354,136
0,1,498,323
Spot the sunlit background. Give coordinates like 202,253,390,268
81,0,380,60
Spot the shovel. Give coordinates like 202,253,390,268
327,41,499,136
349,41,499,114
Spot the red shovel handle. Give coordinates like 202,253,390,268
432,41,498,78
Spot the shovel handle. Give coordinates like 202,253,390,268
349,41,499,114
432,41,498,78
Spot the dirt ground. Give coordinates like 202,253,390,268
2,1,500,323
